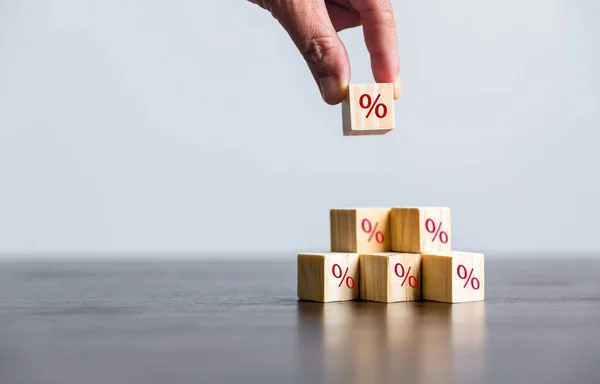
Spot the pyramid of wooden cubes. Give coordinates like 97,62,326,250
297,207,484,303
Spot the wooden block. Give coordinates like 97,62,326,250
330,208,391,253
421,251,485,303
297,252,359,302
342,83,395,136
390,207,451,253
360,252,421,302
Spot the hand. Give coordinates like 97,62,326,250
249,0,400,105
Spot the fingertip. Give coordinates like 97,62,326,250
319,76,348,105
394,77,401,100
369,52,400,99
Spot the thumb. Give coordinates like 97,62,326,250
267,0,350,105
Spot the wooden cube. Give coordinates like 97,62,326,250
330,208,391,253
342,83,395,136
360,252,421,302
390,207,451,253
421,251,485,303
297,252,359,302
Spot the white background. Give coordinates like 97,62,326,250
1,1,598,257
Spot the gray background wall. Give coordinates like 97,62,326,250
1,1,598,257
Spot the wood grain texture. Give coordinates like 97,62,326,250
360,252,421,302
330,208,391,253
297,253,359,302
390,207,451,253
421,251,485,303
342,83,395,136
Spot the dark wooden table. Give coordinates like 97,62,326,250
1,256,599,384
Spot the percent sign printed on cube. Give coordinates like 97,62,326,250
331,263,355,289
297,253,359,302
330,208,391,254
342,83,395,136
395,262,418,289
390,207,451,253
457,264,481,290
360,253,421,302
421,251,484,303
361,218,384,243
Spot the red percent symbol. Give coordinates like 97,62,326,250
425,219,449,244
361,219,384,244
394,263,417,288
457,264,480,290
332,264,355,289
359,93,388,118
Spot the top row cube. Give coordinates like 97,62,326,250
330,207,451,254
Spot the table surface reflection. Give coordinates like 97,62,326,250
0,256,599,384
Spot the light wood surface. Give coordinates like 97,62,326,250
390,207,452,253
421,251,485,303
330,208,391,253
342,83,395,136
297,252,359,302
360,252,421,302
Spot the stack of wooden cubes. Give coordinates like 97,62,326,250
297,207,485,303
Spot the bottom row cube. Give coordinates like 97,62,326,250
422,251,485,303
360,252,421,303
297,251,484,303
297,253,359,302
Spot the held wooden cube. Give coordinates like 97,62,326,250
342,83,395,136
421,251,485,303
390,207,451,253
360,253,421,303
330,208,391,253
297,253,359,302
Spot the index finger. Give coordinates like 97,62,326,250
349,0,400,99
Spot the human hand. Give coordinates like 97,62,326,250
249,0,400,105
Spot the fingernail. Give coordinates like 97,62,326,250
319,76,341,104
394,76,402,100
